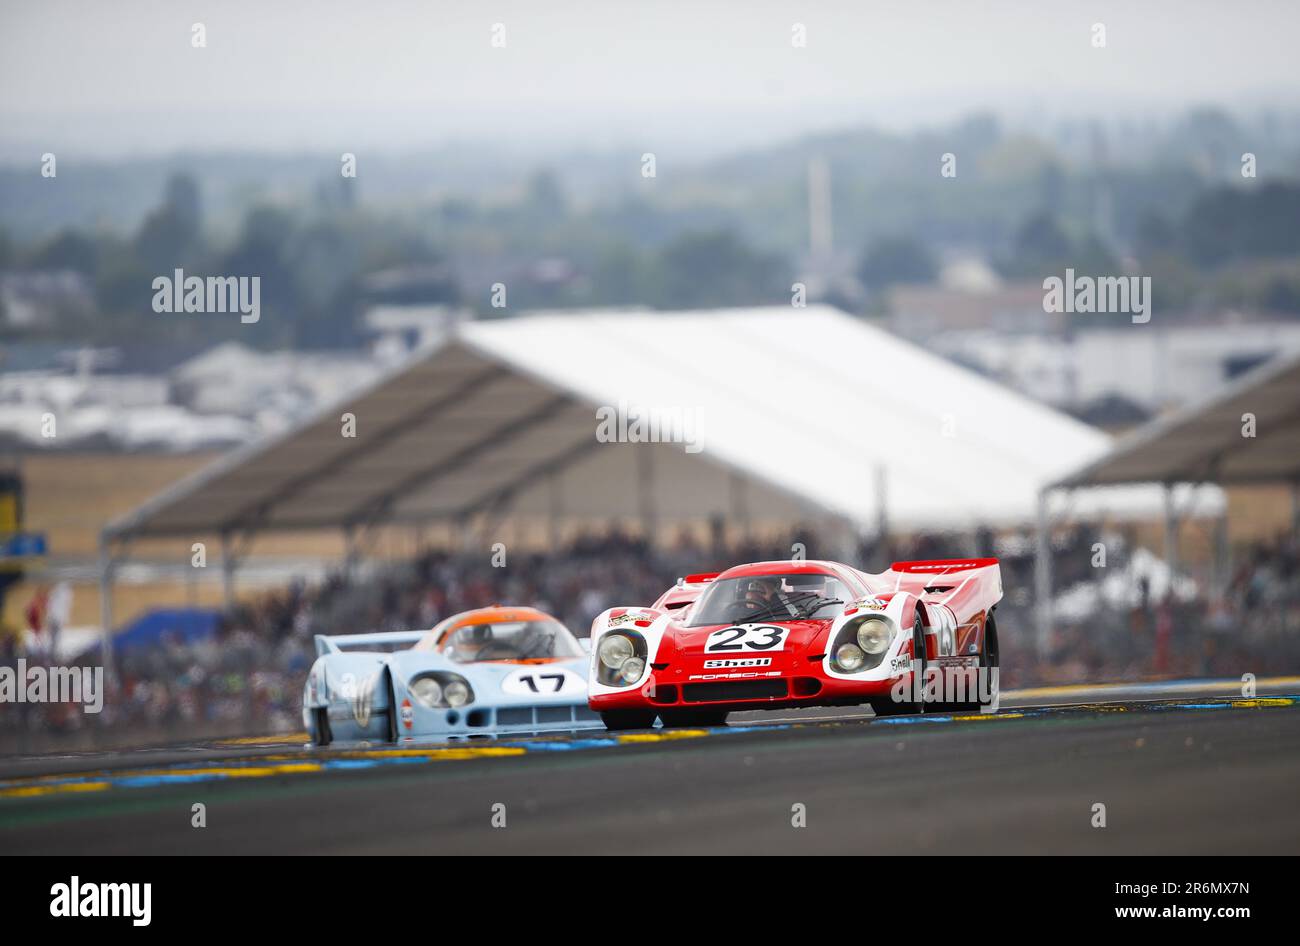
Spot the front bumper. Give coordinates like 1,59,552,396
308,698,605,742
394,698,604,739
589,670,903,712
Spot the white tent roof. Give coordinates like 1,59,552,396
1054,347,1300,487
106,306,1217,540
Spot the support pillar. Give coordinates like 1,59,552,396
98,535,116,685
1034,488,1054,659
1291,479,1300,544
1163,483,1181,592
547,472,563,550
1209,510,1229,603
873,463,889,559
221,530,237,610
729,473,749,546
637,446,657,550
342,525,359,583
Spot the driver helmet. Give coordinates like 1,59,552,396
451,624,493,661
740,577,778,605
513,621,551,657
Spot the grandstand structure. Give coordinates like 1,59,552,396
1039,349,1300,653
98,305,1218,674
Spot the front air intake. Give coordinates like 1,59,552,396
681,680,787,703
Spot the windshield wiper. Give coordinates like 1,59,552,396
517,634,555,659
794,596,844,619
740,591,822,624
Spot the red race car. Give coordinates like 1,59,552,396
587,558,1002,729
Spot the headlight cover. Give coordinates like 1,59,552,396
598,634,635,669
835,642,866,672
410,676,442,707
618,656,647,684
856,618,895,655
596,632,648,687
443,679,471,707
409,672,475,709
830,615,898,673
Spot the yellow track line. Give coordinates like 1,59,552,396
328,747,526,760
0,781,111,799
1007,676,1300,699
1231,698,1294,708
213,733,309,746
947,712,1026,722
617,729,711,743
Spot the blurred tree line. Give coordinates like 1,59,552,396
3,108,1300,347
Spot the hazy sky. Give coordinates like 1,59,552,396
2,0,1298,158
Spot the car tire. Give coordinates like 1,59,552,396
659,709,729,728
313,706,333,747
600,710,658,731
869,614,927,718
385,669,399,743
960,613,1000,713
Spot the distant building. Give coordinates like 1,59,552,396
0,367,246,452
360,263,458,306
170,343,383,431
361,305,464,358
0,270,94,330
888,280,1065,337
0,341,383,453
887,278,1300,420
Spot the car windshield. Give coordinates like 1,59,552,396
687,573,850,627
431,619,585,663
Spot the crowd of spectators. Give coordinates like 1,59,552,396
4,524,1299,748
1023,530,1300,684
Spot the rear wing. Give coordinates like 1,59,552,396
885,558,1002,613
314,630,428,658
891,557,998,577
651,572,719,612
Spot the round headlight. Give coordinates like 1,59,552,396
836,642,866,672
598,634,635,669
443,679,471,707
618,656,646,684
410,677,442,708
857,618,894,655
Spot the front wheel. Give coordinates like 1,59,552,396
870,614,927,717
312,706,333,747
385,669,400,743
868,697,920,717
659,709,729,728
600,710,658,731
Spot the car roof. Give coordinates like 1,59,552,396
716,560,846,579
431,605,556,646
714,560,879,597
448,605,553,625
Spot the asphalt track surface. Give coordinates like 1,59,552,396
2,677,1299,854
